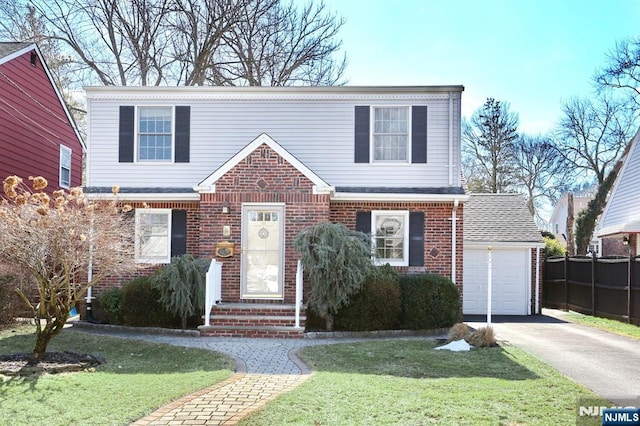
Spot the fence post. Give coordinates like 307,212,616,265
591,252,596,316
628,255,633,324
564,253,569,311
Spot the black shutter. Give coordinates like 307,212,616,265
119,106,134,163
175,106,190,163
171,210,187,257
355,211,371,234
411,106,427,163
354,106,370,163
409,211,425,266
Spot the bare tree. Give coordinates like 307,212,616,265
553,95,636,184
2,0,346,87
213,0,346,86
595,37,640,105
0,177,138,361
512,134,567,221
462,98,519,193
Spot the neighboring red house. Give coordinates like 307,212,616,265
0,42,84,192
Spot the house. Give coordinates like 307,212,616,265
463,193,544,315
0,42,84,191
549,193,600,255
597,127,640,255
84,85,467,336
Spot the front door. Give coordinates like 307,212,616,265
241,204,284,299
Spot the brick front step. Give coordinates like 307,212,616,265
201,303,306,338
198,325,305,338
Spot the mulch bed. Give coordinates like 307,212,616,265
0,351,105,377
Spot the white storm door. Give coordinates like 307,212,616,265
241,204,284,299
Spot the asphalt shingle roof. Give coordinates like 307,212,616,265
0,42,31,59
464,193,543,243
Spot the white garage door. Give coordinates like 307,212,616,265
463,248,529,315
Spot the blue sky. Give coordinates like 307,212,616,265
323,0,640,134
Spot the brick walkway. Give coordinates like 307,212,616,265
70,324,444,425
131,373,310,425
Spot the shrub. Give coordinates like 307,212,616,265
544,236,566,258
294,222,372,331
334,264,401,331
466,326,497,347
399,274,461,329
94,287,124,325
150,254,209,329
447,322,471,342
120,276,177,327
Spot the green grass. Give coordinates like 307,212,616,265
0,325,234,426
563,311,640,340
240,340,607,425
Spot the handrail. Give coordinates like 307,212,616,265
204,259,222,327
295,259,303,328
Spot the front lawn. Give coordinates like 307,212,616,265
563,311,640,340
0,325,234,425
240,339,607,425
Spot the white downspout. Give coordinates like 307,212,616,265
451,198,459,283
448,91,454,186
535,247,541,314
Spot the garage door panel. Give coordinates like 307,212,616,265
463,248,528,315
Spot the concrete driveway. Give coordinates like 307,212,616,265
465,309,640,406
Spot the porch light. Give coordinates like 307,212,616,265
623,235,630,245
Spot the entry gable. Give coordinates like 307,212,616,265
196,133,333,194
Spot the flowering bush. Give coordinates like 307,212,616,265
0,176,138,360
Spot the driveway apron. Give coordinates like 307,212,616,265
466,308,640,405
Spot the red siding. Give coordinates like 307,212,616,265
0,48,83,193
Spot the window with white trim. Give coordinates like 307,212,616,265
135,209,172,263
372,210,409,266
372,106,410,162
59,145,72,188
138,106,172,161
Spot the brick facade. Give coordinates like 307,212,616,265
200,143,330,304
330,201,464,294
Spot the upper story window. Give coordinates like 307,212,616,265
138,107,172,161
372,107,410,162
372,210,409,266
135,208,172,263
59,145,72,188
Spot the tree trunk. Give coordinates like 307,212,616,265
31,313,68,362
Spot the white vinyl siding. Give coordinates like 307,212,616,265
135,209,171,263
599,132,640,231
86,91,462,189
59,145,72,188
372,210,409,266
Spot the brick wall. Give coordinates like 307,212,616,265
330,200,464,294
530,247,543,314
200,143,330,303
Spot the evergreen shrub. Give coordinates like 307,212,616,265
0,275,19,325
94,287,124,325
121,276,177,327
335,264,401,331
399,274,461,329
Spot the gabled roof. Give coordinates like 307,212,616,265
0,42,86,151
0,42,32,62
196,133,333,194
598,126,640,236
464,193,544,246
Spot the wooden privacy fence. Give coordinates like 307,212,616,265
544,255,640,325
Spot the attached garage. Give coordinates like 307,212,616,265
463,194,545,316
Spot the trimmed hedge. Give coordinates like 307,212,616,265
120,276,178,327
334,264,401,331
0,275,20,325
399,273,461,329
